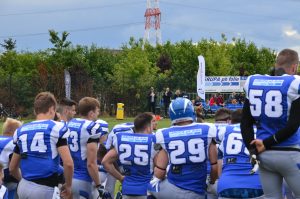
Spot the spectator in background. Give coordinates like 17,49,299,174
173,89,181,99
147,87,157,114
227,92,236,104
235,93,245,104
216,93,225,107
162,87,172,118
209,94,217,106
181,91,189,99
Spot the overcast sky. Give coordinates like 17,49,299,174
1,0,300,53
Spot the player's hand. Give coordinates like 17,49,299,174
60,184,71,199
96,185,112,199
148,176,161,192
250,154,260,174
206,178,218,196
250,139,265,154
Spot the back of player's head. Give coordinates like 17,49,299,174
134,112,153,133
34,92,57,115
2,118,23,136
57,98,77,113
57,98,77,111
276,49,299,69
214,108,232,123
78,97,100,116
169,97,195,125
231,109,242,124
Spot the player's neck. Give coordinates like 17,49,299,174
174,121,193,126
36,113,54,120
81,116,94,121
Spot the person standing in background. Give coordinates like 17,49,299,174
162,87,172,118
147,87,157,114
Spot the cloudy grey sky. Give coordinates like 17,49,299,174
1,0,300,53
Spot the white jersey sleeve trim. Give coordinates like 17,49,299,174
155,129,166,150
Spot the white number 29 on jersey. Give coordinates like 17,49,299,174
169,138,206,164
249,89,283,118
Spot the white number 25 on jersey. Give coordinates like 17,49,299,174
249,89,283,118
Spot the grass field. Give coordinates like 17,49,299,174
0,116,215,133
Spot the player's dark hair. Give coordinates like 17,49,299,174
78,97,100,116
276,49,299,69
214,108,232,122
34,92,57,115
231,109,243,124
60,98,77,107
134,112,153,133
57,98,77,114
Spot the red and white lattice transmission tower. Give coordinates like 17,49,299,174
143,0,162,46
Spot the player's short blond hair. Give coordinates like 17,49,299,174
2,118,23,136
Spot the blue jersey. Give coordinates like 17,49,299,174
105,122,134,150
0,185,8,199
67,118,104,182
95,119,109,135
13,120,69,180
155,123,216,194
244,74,300,146
206,123,229,174
218,124,262,193
0,136,14,169
113,132,156,196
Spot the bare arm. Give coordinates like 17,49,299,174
102,148,124,182
9,153,21,181
87,142,101,186
154,149,169,179
57,145,74,198
208,142,218,184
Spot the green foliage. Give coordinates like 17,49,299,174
0,38,16,51
0,34,276,115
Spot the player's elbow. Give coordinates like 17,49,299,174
101,159,110,171
64,160,74,171
87,160,97,169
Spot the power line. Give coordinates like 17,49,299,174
0,22,144,39
0,1,144,17
160,1,298,22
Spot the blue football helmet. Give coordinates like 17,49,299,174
169,97,195,124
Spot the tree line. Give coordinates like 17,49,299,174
0,31,276,116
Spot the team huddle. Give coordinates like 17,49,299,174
0,48,300,199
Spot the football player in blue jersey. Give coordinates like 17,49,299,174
218,109,264,198
206,108,232,199
0,163,9,199
57,98,77,122
102,112,156,199
1,118,22,199
241,49,300,199
67,97,110,199
104,122,135,198
9,92,74,199
149,97,218,199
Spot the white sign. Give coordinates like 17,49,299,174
205,76,247,93
197,56,205,99
64,69,71,99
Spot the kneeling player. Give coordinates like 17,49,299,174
149,97,218,199
102,112,156,199
217,109,263,199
